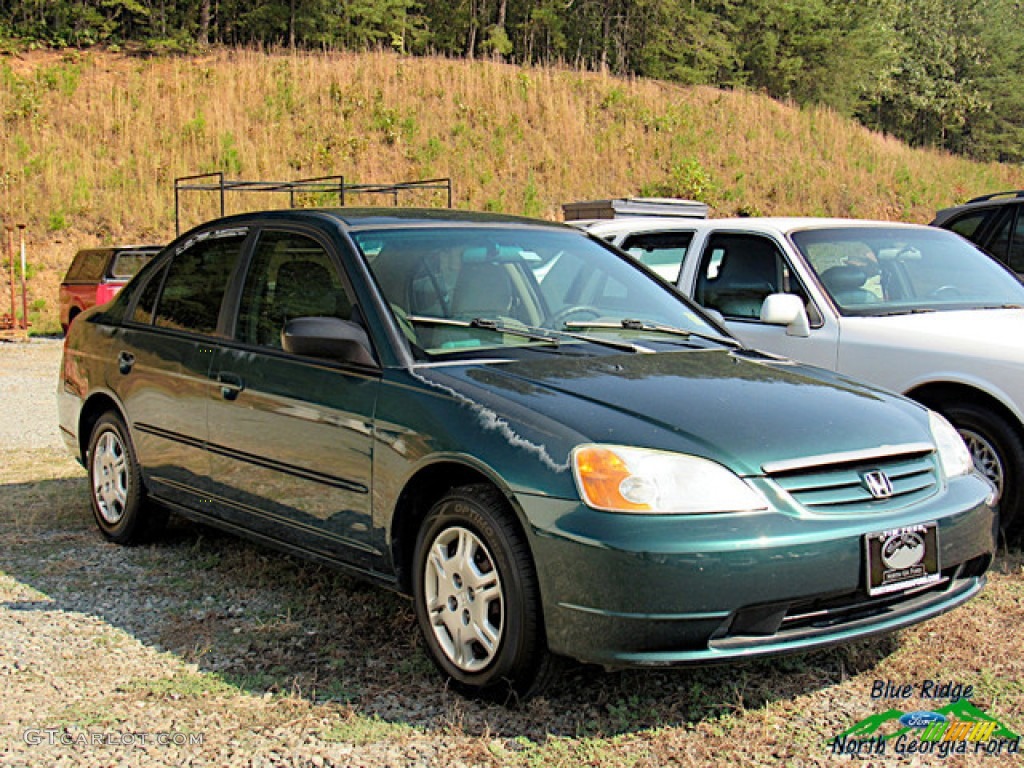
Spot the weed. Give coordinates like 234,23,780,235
319,714,418,745
120,670,239,699
51,702,123,729
47,210,68,231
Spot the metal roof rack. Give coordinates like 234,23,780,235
562,197,709,222
174,173,453,235
965,190,1024,204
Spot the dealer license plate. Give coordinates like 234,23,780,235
865,523,941,596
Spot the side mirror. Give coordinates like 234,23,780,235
760,293,810,337
282,317,377,366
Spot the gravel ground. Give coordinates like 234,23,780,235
0,338,64,452
1,339,1022,767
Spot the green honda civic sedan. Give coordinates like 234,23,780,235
58,208,997,699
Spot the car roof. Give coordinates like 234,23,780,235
189,207,572,233
578,216,931,236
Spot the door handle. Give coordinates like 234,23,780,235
217,372,245,401
117,351,135,374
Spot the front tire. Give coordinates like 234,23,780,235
412,484,552,700
943,402,1024,535
87,412,166,544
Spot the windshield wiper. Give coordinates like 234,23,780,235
872,307,938,317
406,315,561,346
408,315,655,354
468,317,560,345
565,318,742,349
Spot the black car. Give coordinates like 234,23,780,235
932,190,1024,278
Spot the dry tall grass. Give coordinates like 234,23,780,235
2,48,1023,333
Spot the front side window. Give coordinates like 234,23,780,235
153,233,245,335
236,231,355,349
67,250,108,281
694,234,811,320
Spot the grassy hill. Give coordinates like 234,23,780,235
3,47,1024,334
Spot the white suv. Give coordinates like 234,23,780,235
572,212,1024,534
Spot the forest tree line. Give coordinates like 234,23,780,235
5,0,1024,163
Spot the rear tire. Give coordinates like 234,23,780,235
942,402,1024,535
412,484,554,702
87,412,167,544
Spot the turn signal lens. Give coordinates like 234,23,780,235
573,445,651,511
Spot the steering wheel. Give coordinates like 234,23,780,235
550,305,602,327
929,285,961,299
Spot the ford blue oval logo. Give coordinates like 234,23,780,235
899,711,947,728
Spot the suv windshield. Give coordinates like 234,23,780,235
792,227,1024,315
355,226,719,357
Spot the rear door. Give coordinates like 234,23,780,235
115,227,249,510
207,227,383,571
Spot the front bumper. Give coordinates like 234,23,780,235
522,473,996,668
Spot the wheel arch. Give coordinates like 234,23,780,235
906,381,1024,438
78,392,125,462
388,459,533,595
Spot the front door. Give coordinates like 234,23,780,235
206,229,382,570
690,232,840,369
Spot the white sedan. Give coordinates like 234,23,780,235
574,214,1024,534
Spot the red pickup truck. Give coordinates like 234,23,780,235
59,246,161,332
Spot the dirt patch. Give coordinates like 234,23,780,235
2,340,1022,766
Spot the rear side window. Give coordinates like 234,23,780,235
620,231,693,283
153,234,246,335
946,210,990,241
985,207,1015,263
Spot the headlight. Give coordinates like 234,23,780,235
928,411,972,479
571,444,768,514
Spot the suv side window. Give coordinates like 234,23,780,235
153,234,245,335
1010,209,1024,274
946,210,991,241
620,231,694,283
986,207,1015,265
236,231,356,349
694,234,812,321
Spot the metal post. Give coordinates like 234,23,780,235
18,225,27,330
6,227,14,329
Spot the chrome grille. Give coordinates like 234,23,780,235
768,450,939,513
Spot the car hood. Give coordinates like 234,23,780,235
843,307,1024,358
415,348,933,477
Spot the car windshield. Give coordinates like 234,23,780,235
354,226,721,358
791,226,1024,316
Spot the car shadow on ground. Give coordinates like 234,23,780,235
2,473,1015,741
